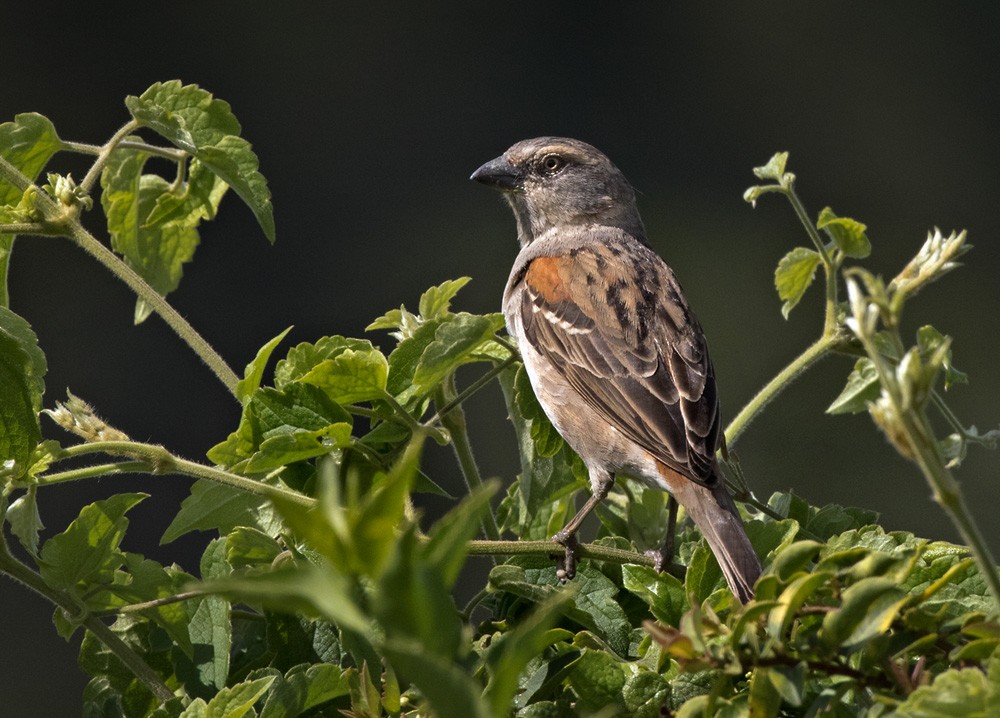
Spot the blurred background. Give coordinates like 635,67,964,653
3,4,999,713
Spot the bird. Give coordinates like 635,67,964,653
471,137,762,603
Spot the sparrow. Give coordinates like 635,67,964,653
471,137,761,603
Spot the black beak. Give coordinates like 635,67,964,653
470,155,523,190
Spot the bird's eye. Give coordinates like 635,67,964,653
538,154,566,175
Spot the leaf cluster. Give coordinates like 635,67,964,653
2,88,999,718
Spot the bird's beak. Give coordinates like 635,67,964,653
470,155,523,190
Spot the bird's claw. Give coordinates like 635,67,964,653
552,531,579,583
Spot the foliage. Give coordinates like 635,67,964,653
0,84,998,717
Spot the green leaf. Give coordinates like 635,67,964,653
418,277,472,319
917,325,968,389
197,562,370,636
187,539,232,691
275,337,390,405
236,327,293,403
490,560,631,656
821,576,908,648
375,525,463,660
752,152,789,181
244,422,352,473
101,148,229,323
482,593,573,716
817,206,871,259
0,113,63,306
0,306,46,477
179,676,275,718
423,480,500,588
621,564,687,626
892,665,994,718
6,485,43,555
566,648,626,713
774,247,821,319
161,479,282,544
39,493,147,591
827,358,880,414
412,312,505,392
125,80,275,242
259,663,350,718
225,526,282,569
381,638,492,718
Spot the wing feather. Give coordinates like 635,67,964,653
518,242,721,484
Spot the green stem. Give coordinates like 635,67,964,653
465,538,685,579
436,376,501,541
725,333,839,448
0,535,174,703
35,461,149,485
56,441,315,507
0,222,62,236
783,185,841,334
64,220,240,396
424,354,518,427
63,138,187,163
79,120,140,193
0,154,33,193
898,409,1000,607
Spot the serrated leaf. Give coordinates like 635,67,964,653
817,206,871,258
259,663,350,718
774,247,821,318
7,485,43,555
622,564,687,626
412,312,505,392
161,479,282,544
39,493,147,590
298,348,389,405
244,422,352,473
827,358,880,414
483,594,573,716
125,80,274,242
892,665,994,718
103,151,229,323
187,539,232,691
418,277,472,319
236,326,293,403
179,676,274,718
0,305,46,478
0,113,63,306
567,648,627,713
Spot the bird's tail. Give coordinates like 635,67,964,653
668,470,762,603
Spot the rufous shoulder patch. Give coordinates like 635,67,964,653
525,256,572,303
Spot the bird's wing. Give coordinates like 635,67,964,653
515,241,721,483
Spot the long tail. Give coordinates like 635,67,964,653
667,469,762,603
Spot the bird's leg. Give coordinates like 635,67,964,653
645,495,679,572
552,470,614,581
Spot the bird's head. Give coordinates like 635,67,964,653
471,137,643,246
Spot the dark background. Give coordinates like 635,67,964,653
4,4,999,713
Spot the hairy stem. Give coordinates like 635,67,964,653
79,120,140,193
64,220,240,395
55,441,315,508
466,538,685,579
436,376,501,541
0,535,174,703
725,333,840,448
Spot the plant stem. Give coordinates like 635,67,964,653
63,220,240,396
898,409,1000,607
436,376,501,541
79,120,140,193
0,535,174,703
35,461,150,485
465,538,685,579
55,441,316,508
724,333,839,448
424,354,518,427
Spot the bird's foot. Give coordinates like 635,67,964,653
552,530,579,583
644,533,675,574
